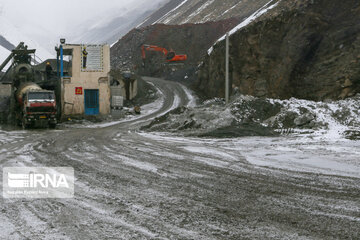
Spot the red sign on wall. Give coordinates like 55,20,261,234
75,87,83,95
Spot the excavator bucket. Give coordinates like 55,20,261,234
141,44,187,65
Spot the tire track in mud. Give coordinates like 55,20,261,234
0,78,359,239
0,78,203,239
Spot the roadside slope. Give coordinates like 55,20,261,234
197,0,360,100
111,18,240,78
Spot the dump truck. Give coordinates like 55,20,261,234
15,82,57,129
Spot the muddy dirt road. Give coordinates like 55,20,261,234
0,77,359,239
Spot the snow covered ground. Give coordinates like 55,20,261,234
225,136,360,178
144,92,360,141
140,89,360,178
0,77,359,239
139,131,360,178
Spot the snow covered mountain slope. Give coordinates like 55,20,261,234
0,34,14,51
0,45,10,68
71,9,153,45
0,14,53,62
0,0,170,62
70,0,169,45
139,0,272,27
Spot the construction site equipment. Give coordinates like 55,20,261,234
0,42,58,128
141,44,187,65
16,82,57,128
0,42,25,73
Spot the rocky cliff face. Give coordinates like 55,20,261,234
197,0,360,100
111,18,240,78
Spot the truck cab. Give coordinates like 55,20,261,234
22,90,57,128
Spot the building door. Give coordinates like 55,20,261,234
84,89,99,115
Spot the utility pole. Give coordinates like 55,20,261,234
225,32,230,104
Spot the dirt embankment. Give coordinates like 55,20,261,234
197,0,360,101
110,18,240,80
141,92,360,140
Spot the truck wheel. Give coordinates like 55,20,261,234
22,120,30,129
49,123,56,129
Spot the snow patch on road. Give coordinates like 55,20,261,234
183,146,238,161
139,132,360,178
180,84,197,108
170,92,181,111
223,137,360,178
0,215,17,238
123,157,158,173
19,207,48,232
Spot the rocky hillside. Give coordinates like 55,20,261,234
197,0,360,100
111,18,240,77
139,0,271,26
110,0,287,80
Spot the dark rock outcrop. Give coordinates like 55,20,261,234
197,0,360,100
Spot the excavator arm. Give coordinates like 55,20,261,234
141,45,168,59
141,44,187,64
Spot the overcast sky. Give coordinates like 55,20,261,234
1,0,157,32
0,0,166,55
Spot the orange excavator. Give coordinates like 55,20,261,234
141,44,187,66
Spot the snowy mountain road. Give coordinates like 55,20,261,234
0,77,359,239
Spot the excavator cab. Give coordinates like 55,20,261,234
166,52,176,61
